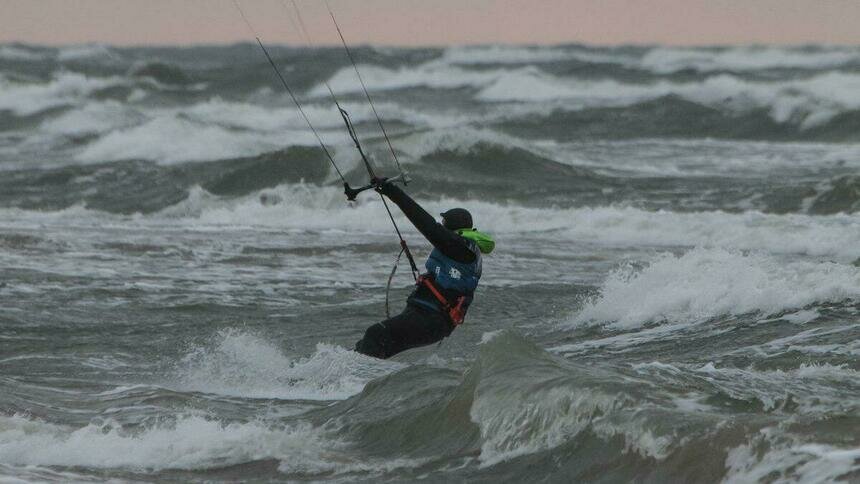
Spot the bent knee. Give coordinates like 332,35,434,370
355,323,392,359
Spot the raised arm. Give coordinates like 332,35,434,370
377,183,475,264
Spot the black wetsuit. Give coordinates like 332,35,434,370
354,183,477,359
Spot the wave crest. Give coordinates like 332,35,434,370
575,247,860,329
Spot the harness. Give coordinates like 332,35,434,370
417,274,467,326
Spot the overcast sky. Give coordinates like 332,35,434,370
3,0,860,46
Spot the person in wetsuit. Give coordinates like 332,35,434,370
354,179,494,359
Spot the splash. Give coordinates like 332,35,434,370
575,247,860,328
173,328,402,400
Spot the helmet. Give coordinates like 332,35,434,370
440,208,472,231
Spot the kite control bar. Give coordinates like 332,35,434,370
344,172,411,201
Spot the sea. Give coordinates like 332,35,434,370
1,42,860,482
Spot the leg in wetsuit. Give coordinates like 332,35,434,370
355,304,453,359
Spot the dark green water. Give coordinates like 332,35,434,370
1,42,860,482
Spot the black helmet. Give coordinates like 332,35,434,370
440,208,472,231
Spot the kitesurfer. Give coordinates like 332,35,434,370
232,0,493,359
354,179,495,359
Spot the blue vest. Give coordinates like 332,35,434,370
410,240,482,314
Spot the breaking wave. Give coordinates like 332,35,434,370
0,71,123,116
0,413,410,477
575,247,860,329
2,181,860,260
173,328,402,400
442,44,860,73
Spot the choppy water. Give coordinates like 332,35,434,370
2,42,860,482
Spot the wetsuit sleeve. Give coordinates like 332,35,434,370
378,183,476,264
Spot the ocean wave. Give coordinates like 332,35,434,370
0,71,123,116
804,174,860,214
543,207,860,260
174,97,343,132
14,122,860,214
442,45,860,73
172,328,402,400
74,115,316,164
0,333,675,476
440,44,633,66
38,100,143,137
639,46,860,73
311,62,539,96
574,247,860,329
173,96,454,132
533,138,860,177
310,59,860,137
632,360,860,414
310,331,685,470
0,413,346,474
306,49,860,133
28,94,459,165
128,61,191,85
3,184,859,261
56,44,119,62
157,189,860,262
743,324,860,359
481,72,860,131
469,332,674,466
725,428,860,484
499,97,860,142
0,45,45,61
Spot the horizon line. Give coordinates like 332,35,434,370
6,40,860,50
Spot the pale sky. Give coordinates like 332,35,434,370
2,0,860,46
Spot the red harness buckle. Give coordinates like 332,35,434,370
448,296,466,326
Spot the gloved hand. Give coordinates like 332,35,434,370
371,176,390,193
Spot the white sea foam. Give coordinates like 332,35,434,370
56,95,460,164
442,45,860,73
0,413,336,473
455,204,860,263
56,44,118,62
0,463,99,483
181,97,340,131
477,72,661,104
536,138,860,177
544,207,860,262
0,72,122,116
445,45,860,73
633,360,860,413
312,49,860,128
0,45,44,61
440,45,632,66
741,325,860,358
477,71,860,129
312,63,538,96
39,100,143,137
574,248,860,329
640,46,860,74
176,97,457,132
725,428,860,484
472,384,672,466
173,328,402,400
472,334,673,465
75,115,315,164
167,188,860,263
395,126,561,164
4,184,859,263
781,309,821,325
